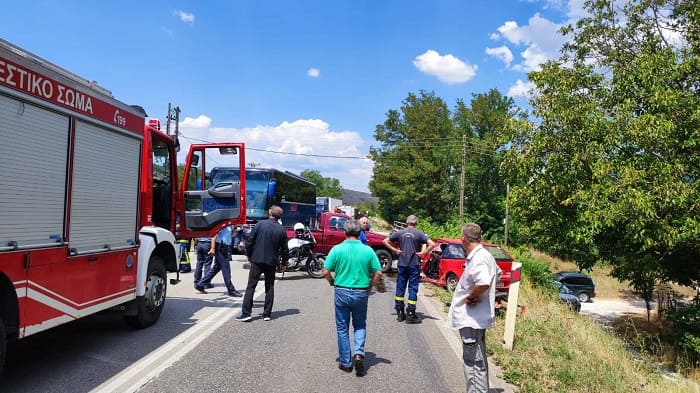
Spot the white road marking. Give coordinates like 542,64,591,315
90,286,263,393
419,292,463,359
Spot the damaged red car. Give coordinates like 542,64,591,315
420,238,514,293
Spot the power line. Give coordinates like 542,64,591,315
181,134,371,160
180,133,505,160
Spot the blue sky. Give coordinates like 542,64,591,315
0,0,586,192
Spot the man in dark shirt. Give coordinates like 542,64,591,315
236,205,289,322
383,214,435,324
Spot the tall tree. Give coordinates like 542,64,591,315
300,169,343,199
369,90,458,223
502,0,700,287
454,89,521,238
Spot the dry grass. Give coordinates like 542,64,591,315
487,283,700,392
423,266,700,392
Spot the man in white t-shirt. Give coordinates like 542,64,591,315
446,223,498,393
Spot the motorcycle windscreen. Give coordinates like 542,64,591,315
179,144,247,237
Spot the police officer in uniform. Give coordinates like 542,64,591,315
194,236,214,288
195,226,243,297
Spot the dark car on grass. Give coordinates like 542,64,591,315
555,271,596,303
554,281,581,312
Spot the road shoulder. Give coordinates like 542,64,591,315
418,287,518,393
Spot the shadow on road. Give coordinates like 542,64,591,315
2,295,239,392
363,351,392,372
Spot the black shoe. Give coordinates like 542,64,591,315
406,310,422,324
235,313,252,322
228,290,243,297
396,307,406,322
338,362,353,372
194,285,207,294
353,355,366,377
205,283,214,289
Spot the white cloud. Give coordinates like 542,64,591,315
413,50,477,84
176,118,373,192
174,10,195,25
566,0,589,20
181,115,212,128
307,68,320,78
485,46,514,68
491,13,566,72
523,0,563,9
507,79,536,99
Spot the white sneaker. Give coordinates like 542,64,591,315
263,316,271,321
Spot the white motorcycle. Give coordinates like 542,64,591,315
282,223,325,278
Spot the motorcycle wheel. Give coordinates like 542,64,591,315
306,255,325,278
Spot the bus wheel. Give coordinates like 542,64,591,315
125,256,167,329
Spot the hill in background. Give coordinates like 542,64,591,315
342,189,378,205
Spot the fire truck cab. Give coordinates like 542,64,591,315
0,38,246,373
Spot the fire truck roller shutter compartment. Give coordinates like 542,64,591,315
0,94,69,249
68,120,141,254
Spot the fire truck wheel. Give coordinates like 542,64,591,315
0,315,5,374
124,256,167,329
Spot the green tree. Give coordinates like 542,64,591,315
454,89,522,239
502,0,700,288
300,169,343,199
369,90,458,223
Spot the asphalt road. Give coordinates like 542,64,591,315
2,254,514,393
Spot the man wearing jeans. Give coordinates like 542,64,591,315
322,220,383,377
446,223,498,393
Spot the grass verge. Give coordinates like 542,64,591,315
424,280,700,392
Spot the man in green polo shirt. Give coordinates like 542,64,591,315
322,219,383,377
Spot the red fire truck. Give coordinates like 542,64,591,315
0,39,247,372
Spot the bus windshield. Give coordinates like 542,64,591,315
207,167,317,226
246,172,271,221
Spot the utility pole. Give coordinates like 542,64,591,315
504,183,509,246
166,103,181,151
165,103,171,135
459,134,466,222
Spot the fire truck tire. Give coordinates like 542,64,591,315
376,249,392,272
124,256,167,329
0,315,5,374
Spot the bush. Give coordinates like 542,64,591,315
666,296,700,368
509,246,553,289
419,219,463,239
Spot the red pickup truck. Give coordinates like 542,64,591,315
286,212,396,271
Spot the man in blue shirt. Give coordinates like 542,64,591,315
383,214,435,324
358,216,371,245
195,225,242,297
